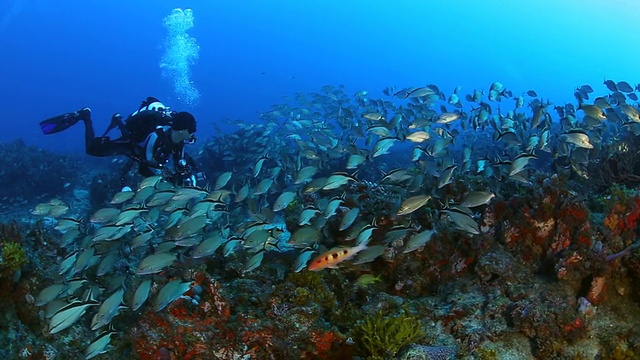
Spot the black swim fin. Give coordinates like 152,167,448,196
39,108,91,135
101,113,125,137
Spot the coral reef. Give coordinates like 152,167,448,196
0,139,79,202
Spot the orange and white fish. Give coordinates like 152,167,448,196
307,241,369,271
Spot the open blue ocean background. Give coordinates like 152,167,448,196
1,0,639,154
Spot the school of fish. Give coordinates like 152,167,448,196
32,79,640,358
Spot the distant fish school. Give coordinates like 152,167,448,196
31,79,640,357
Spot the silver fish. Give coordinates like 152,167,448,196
132,279,152,311
132,186,155,204
54,217,82,232
437,165,457,188
356,223,377,245
146,190,175,207
509,154,537,176
323,196,343,219
346,154,367,169
253,155,268,178
136,253,177,275
353,245,386,265
381,169,413,184
443,209,480,235
91,288,124,330
60,229,81,248
298,207,321,226
295,166,318,184
110,190,135,205
223,238,243,257
405,131,430,143
562,131,593,149
191,233,227,259
153,279,192,312
372,137,397,158
384,225,415,244
96,252,119,277
289,226,323,248
49,302,96,334
403,229,436,253
114,208,147,226
58,252,77,276
165,215,207,240
90,208,121,224
273,191,296,212
44,299,68,319
130,230,155,249
436,112,461,124
137,175,163,191
171,187,208,202
242,251,265,274
85,331,115,359
304,177,328,193
363,112,384,121
235,183,250,203
339,207,360,231
36,283,68,306
254,178,274,195
215,172,233,190
293,249,317,272
73,247,96,274
460,191,496,208
243,229,271,249
397,195,431,216
322,172,358,190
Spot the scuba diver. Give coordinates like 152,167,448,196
39,97,204,187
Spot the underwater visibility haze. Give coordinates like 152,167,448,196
1,1,640,359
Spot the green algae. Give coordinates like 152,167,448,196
351,312,425,359
0,242,27,271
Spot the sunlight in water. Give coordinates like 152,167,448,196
160,8,200,107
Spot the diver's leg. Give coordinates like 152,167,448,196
77,108,95,145
79,108,134,157
86,136,136,158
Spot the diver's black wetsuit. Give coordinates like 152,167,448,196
85,111,198,183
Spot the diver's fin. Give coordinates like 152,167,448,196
40,108,91,135
39,112,79,134
39,108,91,135
101,113,125,137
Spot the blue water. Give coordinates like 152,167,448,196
1,0,639,154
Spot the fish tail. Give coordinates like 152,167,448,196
355,237,371,250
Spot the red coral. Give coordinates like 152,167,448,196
310,330,342,356
128,272,234,359
624,197,640,230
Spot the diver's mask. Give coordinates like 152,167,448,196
184,133,197,145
